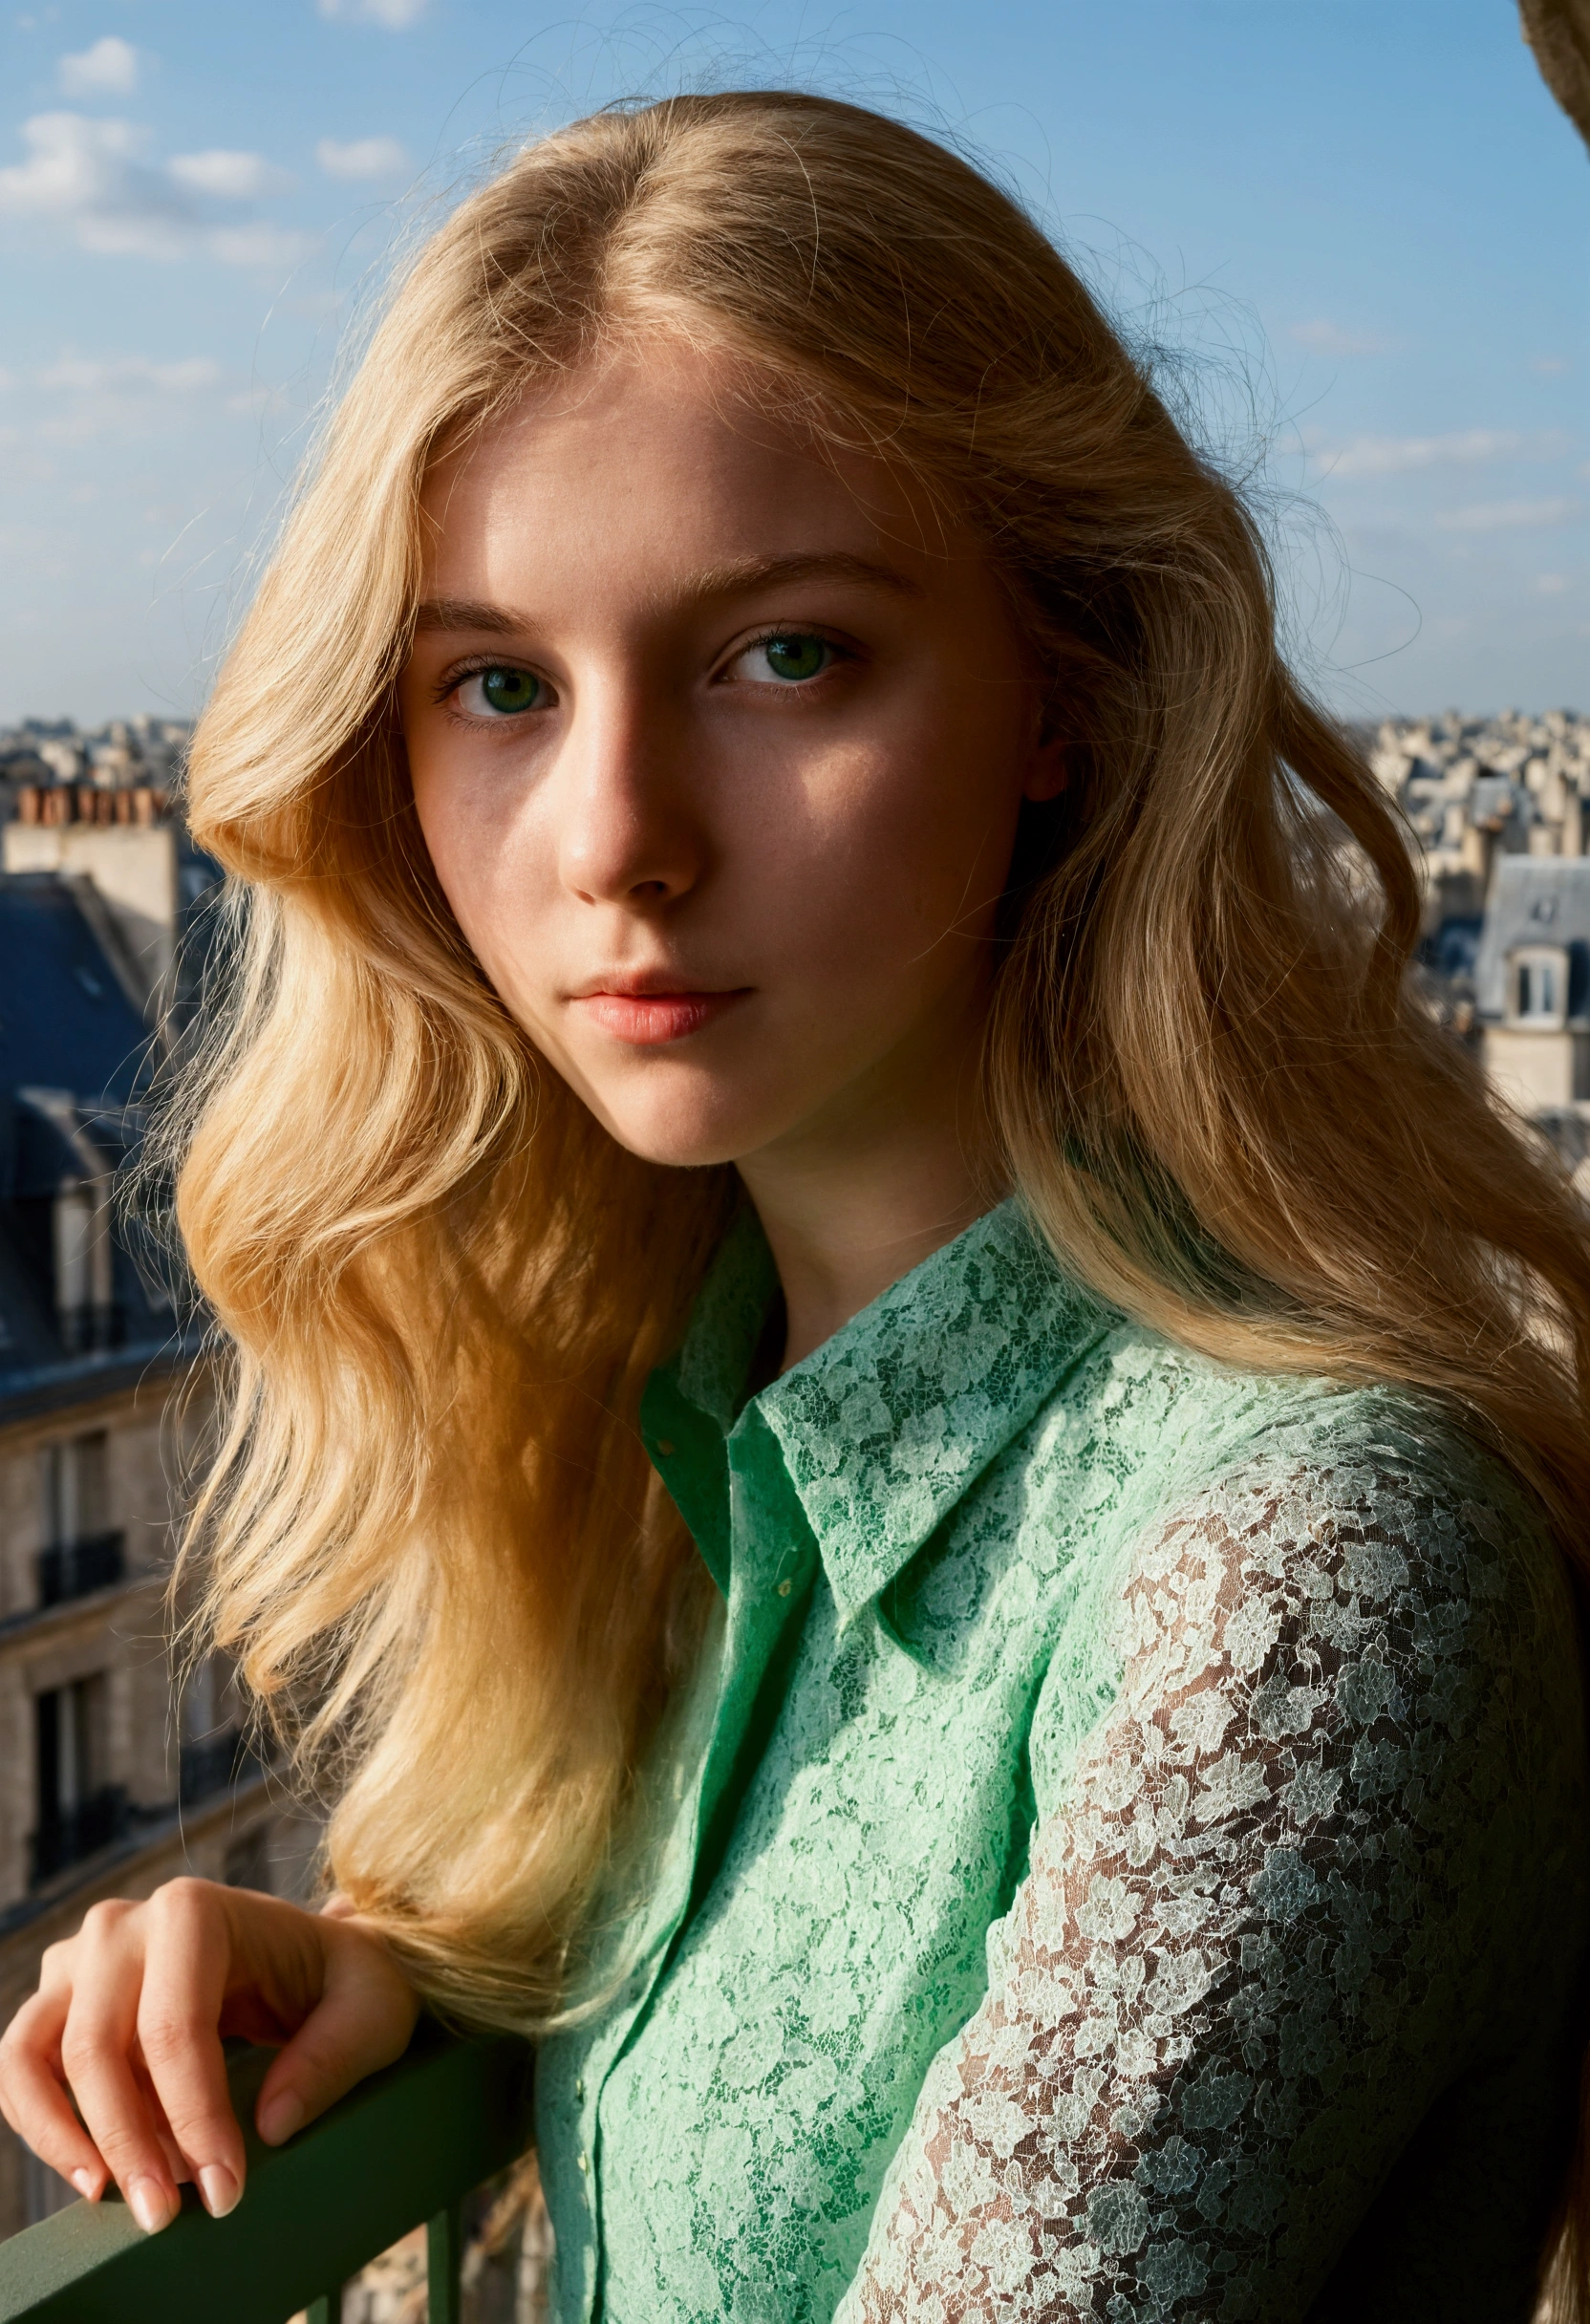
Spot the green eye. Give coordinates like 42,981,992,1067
762,634,830,682
476,666,542,715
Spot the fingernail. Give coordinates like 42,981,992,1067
127,2174,178,2234
258,2093,304,2145
198,2163,239,2219
70,2168,97,2200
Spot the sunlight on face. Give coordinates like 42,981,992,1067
398,342,1064,1173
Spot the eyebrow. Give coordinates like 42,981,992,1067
412,550,925,636
681,550,925,604
413,597,524,635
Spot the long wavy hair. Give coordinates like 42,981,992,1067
171,87,1590,2310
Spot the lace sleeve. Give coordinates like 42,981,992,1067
834,1448,1569,2323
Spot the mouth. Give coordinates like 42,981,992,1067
567,979,753,1046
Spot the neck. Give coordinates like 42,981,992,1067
735,992,1004,1372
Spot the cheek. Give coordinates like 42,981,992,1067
406,767,542,1005
774,711,1023,974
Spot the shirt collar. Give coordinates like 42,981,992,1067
671,1205,781,1432
646,1199,1112,1626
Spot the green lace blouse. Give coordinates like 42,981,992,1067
535,1201,1590,2323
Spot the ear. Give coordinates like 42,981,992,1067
1022,730,1069,804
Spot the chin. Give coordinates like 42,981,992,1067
599,1117,759,1172
581,1083,784,1173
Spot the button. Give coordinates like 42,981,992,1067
574,2077,586,2099
578,2150,590,2175
655,1439,675,1457
777,1578,793,1597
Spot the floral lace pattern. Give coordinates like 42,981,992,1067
837,1453,1588,2322
534,1207,1590,2324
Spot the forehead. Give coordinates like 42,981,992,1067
417,342,953,597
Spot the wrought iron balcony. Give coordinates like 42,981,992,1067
28,1789,129,1887
0,2024,533,2323
55,1304,125,1359
35,1535,125,1611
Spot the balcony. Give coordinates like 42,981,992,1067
0,2022,534,2322
34,1535,125,1611
28,1789,128,1886
55,1304,125,1360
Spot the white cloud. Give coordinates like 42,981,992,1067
34,355,222,395
206,223,314,269
0,114,188,256
226,382,292,418
1432,499,1582,533
1534,355,1572,377
1536,574,1571,594
317,0,428,24
1317,428,1536,480
169,148,293,200
11,352,226,445
0,113,313,269
59,36,139,97
314,134,408,180
1288,318,1399,358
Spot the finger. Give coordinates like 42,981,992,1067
0,1990,108,2201
135,1882,245,2218
58,1907,182,2234
128,2053,196,2190
256,1928,419,2145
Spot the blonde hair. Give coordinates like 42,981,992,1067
174,89,1590,2299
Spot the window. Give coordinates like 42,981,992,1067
178,1650,247,1803
45,1430,108,1546
1506,944,1571,1032
37,1431,122,1605
1519,958,1557,1020
35,1675,107,1824
32,1674,124,1883
51,1177,116,1352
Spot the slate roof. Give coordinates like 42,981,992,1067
0,872,188,1412
1473,855,1590,1025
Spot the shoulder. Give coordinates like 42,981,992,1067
1104,1392,1581,1822
1041,1316,1558,1605
1134,1382,1557,1625
1021,1316,1569,1630
1030,1364,1583,1814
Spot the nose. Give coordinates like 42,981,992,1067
554,678,704,911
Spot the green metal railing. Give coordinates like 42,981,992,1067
0,2022,534,2323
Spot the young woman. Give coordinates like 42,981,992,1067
3,92,1588,2324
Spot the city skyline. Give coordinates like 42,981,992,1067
0,0,1584,726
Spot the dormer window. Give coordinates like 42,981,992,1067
19,1087,123,1354
52,1176,115,1352
1519,958,1558,1019
1505,943,1571,1031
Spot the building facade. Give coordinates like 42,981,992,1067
0,866,314,2242
1474,855,1590,1118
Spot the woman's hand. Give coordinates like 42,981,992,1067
0,1880,419,2232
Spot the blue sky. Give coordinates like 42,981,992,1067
0,0,1584,725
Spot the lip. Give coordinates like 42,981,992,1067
568,982,752,1046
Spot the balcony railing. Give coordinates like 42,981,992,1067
0,2023,534,2323
35,1535,126,1611
29,1789,129,1886
56,1304,125,1359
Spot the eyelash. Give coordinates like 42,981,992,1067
434,657,545,710
434,627,856,717
723,628,852,685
